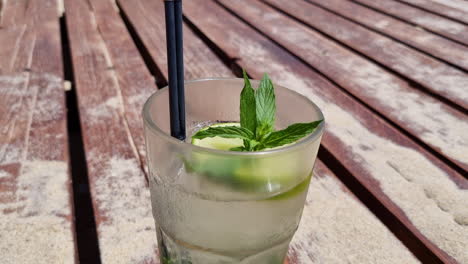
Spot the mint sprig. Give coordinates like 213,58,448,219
192,126,254,141
261,121,323,148
255,73,276,141
192,70,323,151
240,70,256,132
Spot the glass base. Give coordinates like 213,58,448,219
157,227,290,264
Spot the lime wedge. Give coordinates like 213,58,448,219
191,123,244,151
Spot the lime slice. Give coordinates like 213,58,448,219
189,123,309,197
266,173,311,200
191,123,244,151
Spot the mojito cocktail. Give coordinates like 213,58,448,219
143,76,324,264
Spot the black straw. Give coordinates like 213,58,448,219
174,0,185,138
164,0,185,140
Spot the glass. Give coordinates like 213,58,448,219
143,78,324,264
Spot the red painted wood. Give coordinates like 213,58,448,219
0,0,60,28
399,0,468,24
220,0,468,172
305,0,468,71
184,1,467,262
353,0,468,45
117,0,234,80
265,0,468,109
65,0,158,263
0,18,77,264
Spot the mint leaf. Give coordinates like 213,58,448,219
232,139,260,151
261,120,323,148
248,139,260,150
255,73,276,140
240,70,256,132
230,146,245,151
192,126,254,141
191,70,323,154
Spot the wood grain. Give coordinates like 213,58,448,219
0,25,26,74
287,161,420,264
0,0,60,28
60,2,422,263
184,1,468,262
0,19,77,264
305,0,468,71
352,0,468,45
0,0,28,27
117,0,234,80
264,0,468,109
86,0,158,175
64,0,158,263
398,0,468,24
219,0,468,172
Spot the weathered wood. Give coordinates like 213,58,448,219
352,0,468,45
429,0,468,12
305,0,468,71
61,0,421,263
0,0,4,24
86,0,158,174
117,0,234,80
64,0,157,263
0,0,60,28
265,0,468,110
398,0,468,24
220,0,468,172
0,25,26,74
0,20,77,264
184,1,468,263
288,161,421,263
428,0,468,13
0,0,27,27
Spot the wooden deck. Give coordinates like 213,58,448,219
0,0,467,263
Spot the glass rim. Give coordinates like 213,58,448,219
142,77,325,156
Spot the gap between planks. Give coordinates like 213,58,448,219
262,0,468,111
60,13,102,263
396,0,468,25
303,0,468,72
350,0,468,46
0,22,77,264
64,0,430,263
116,0,236,81
183,1,468,262
216,0,468,174
182,13,445,263
64,0,166,263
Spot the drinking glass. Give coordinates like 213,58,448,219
143,78,324,264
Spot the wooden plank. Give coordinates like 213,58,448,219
64,0,158,263
184,1,468,263
88,0,232,169
428,0,468,13
219,0,468,172
0,20,77,264
66,1,420,263
352,0,468,45
305,0,468,71
289,161,420,263
399,0,468,24
0,26,26,74
0,0,4,24
0,0,28,27
117,0,234,80
86,0,158,173
65,0,233,262
265,0,468,110
0,0,60,28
